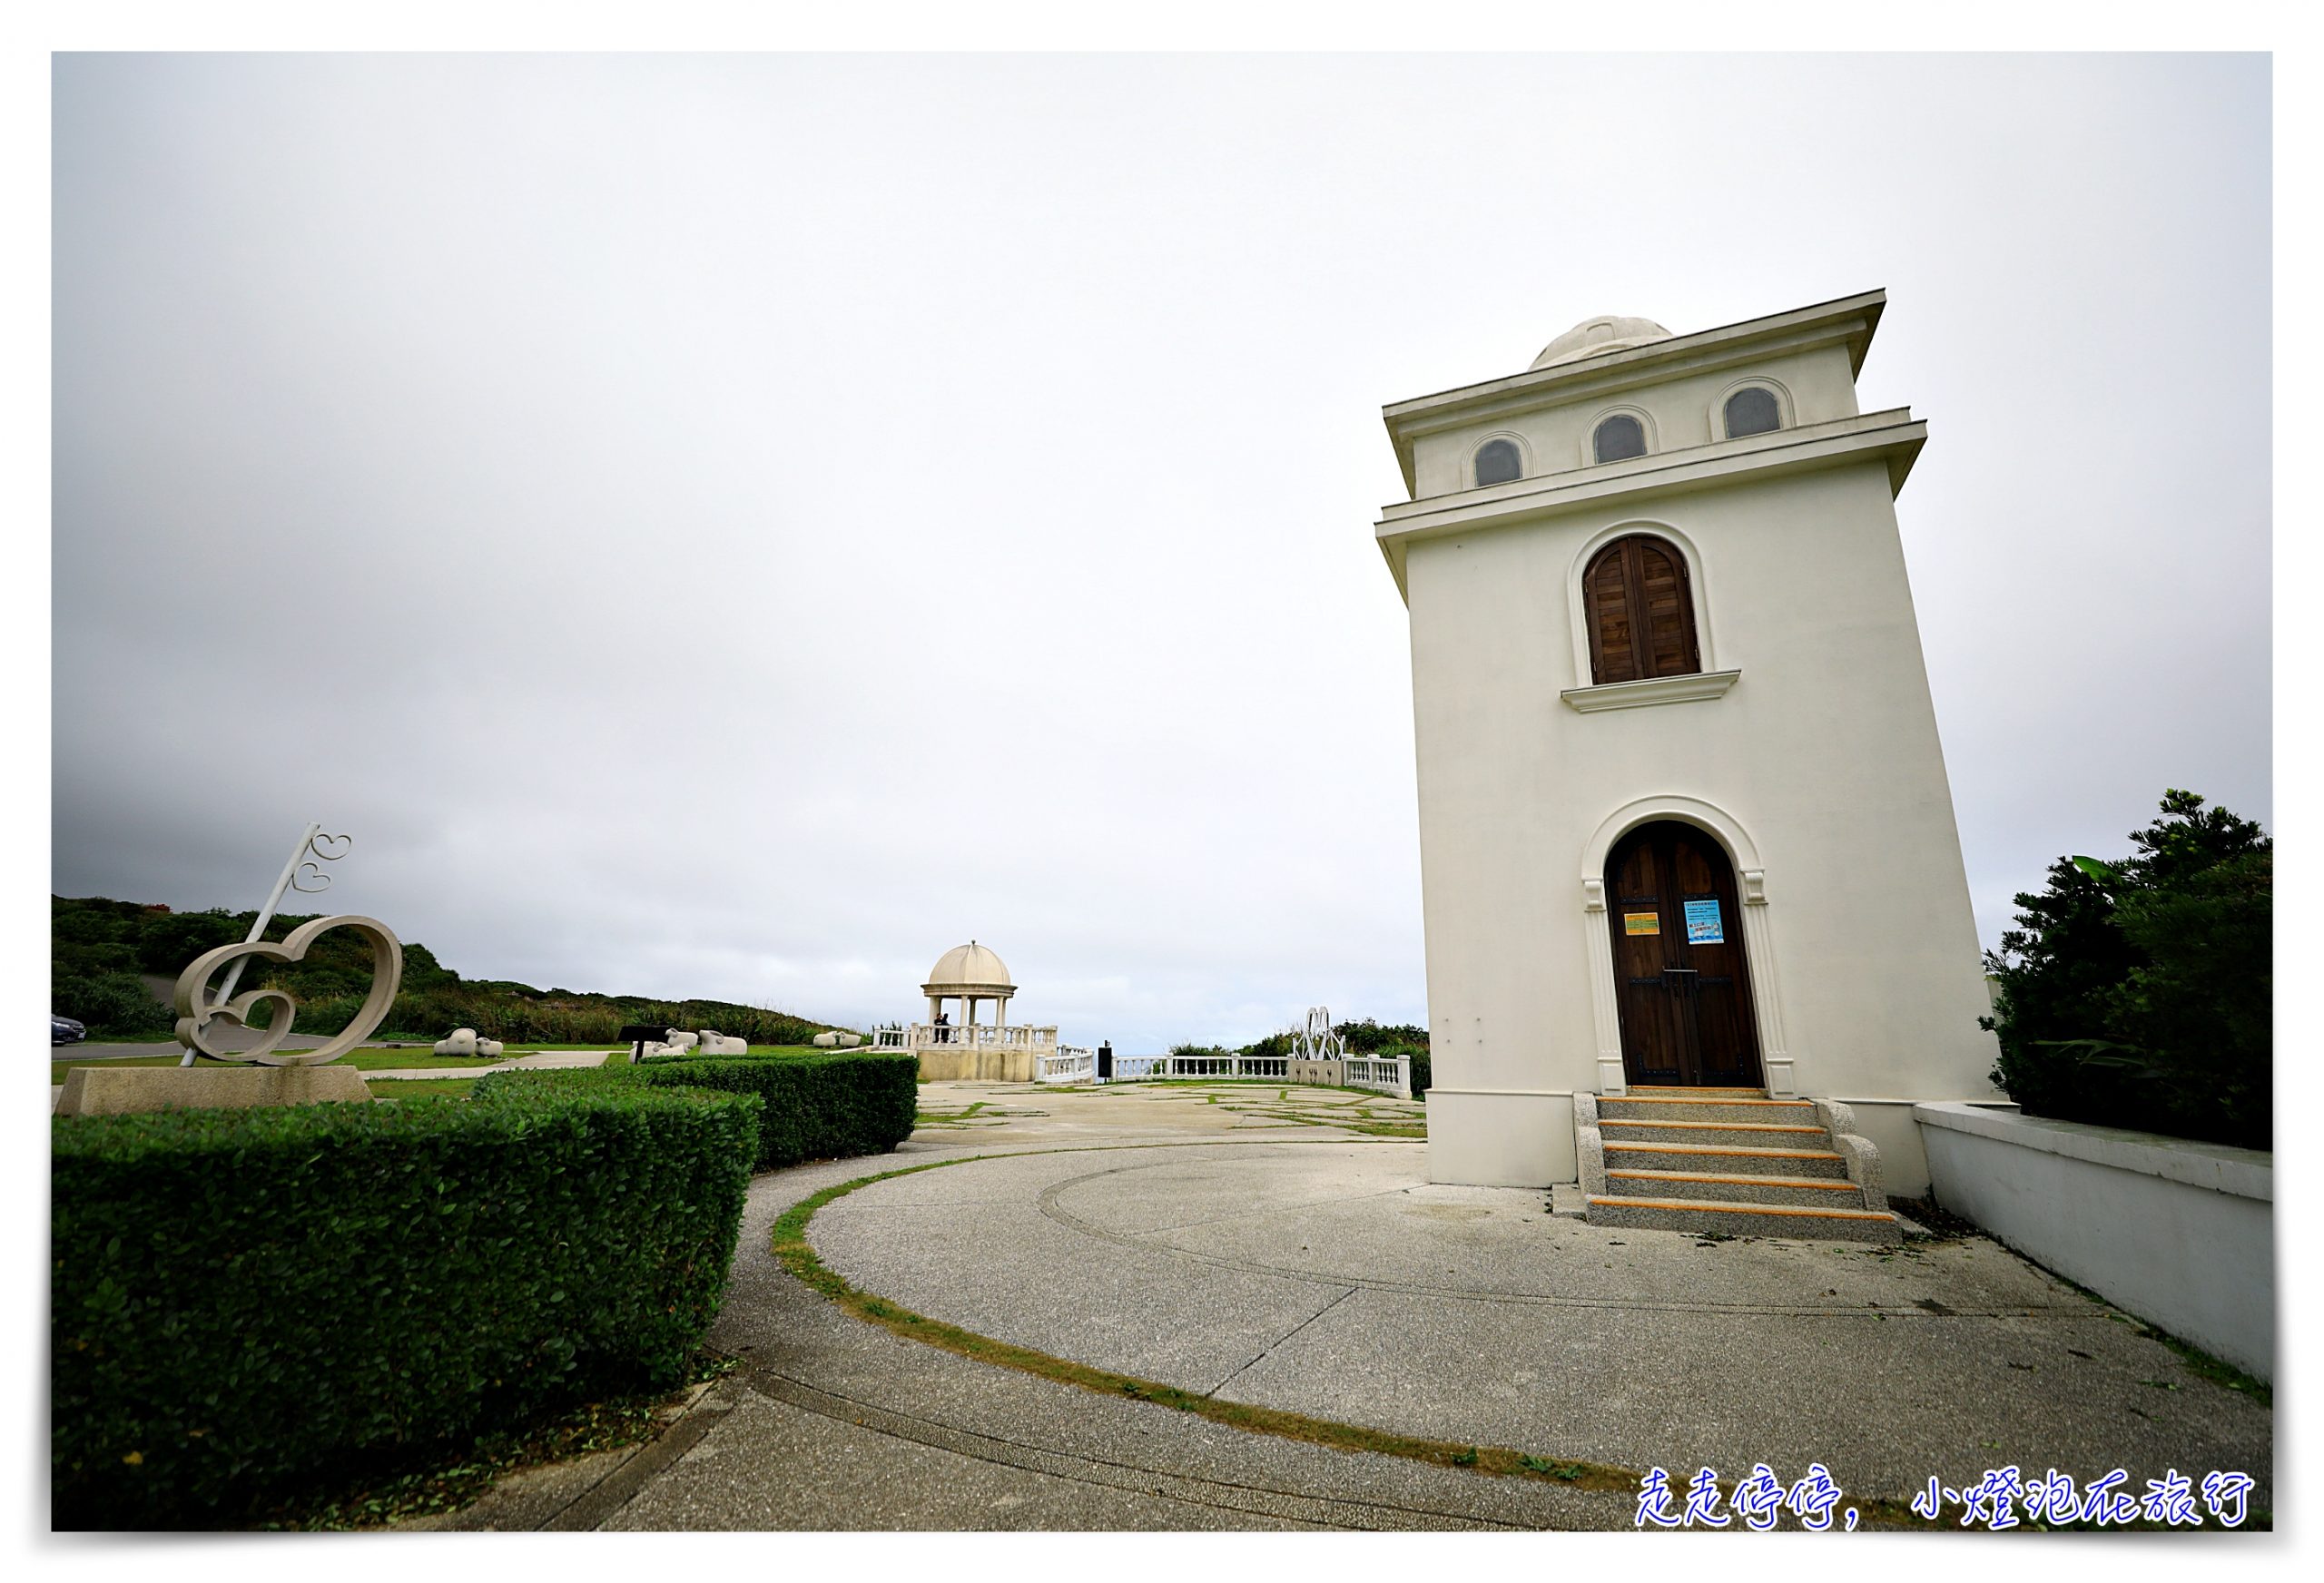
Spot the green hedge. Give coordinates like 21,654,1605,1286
52,1080,761,1529
478,1050,919,1171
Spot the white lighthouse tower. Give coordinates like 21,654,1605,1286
1377,291,2000,1204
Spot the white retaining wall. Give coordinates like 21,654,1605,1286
1914,1102,2273,1382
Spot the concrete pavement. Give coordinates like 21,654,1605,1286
416,1079,2272,1532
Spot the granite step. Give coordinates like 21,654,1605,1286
1599,1140,1852,1180
1597,1095,1818,1124
1596,1117,1831,1148
1623,1085,1768,1097
1586,1194,1901,1244
1602,1167,1871,1209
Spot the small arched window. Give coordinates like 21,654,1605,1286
1474,438,1522,487
1592,414,1647,464
1724,387,1782,438
1583,535,1700,685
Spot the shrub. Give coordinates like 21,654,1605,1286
52,970,173,1037
1334,1019,1428,1055
478,1050,919,1172
55,940,143,979
1984,791,2271,1149
133,909,247,976
1167,1043,1233,1061
51,1080,761,1529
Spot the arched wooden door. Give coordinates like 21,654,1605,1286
1606,821,1763,1087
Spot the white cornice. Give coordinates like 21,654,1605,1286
1372,408,1925,600
1379,290,1886,495
1561,669,1742,713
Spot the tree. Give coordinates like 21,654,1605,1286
1984,791,2270,1149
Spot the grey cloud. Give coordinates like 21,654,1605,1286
52,54,2270,1048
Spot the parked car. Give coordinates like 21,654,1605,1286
52,1015,86,1046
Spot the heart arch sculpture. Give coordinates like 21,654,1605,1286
1290,1006,1345,1064
172,915,404,1067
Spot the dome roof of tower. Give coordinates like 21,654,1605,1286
1530,315,1674,370
924,940,1014,991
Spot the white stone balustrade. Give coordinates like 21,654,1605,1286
906,1023,1057,1055
1037,1047,1095,1084
1344,1056,1412,1098
1097,1053,1365,1086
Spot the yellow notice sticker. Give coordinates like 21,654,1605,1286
1623,912,1660,936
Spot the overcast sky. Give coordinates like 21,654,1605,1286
48,53,2271,1051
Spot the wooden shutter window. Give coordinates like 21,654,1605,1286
1583,536,1700,685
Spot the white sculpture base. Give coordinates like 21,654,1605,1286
56,1065,373,1116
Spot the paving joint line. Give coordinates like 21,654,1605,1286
1016,1158,2091,1320
1204,1285,1359,1401
730,1359,1527,1530
528,1381,738,1532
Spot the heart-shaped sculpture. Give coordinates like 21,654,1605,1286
172,915,404,1067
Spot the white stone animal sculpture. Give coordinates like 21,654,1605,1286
643,1028,749,1057
434,1027,507,1059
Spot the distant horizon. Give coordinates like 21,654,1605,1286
53,888,1438,1049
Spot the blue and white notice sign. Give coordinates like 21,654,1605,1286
1684,899,1725,944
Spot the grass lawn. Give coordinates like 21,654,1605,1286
375,1039,628,1051
49,1049,556,1080
54,1042,839,1085
625,1044,832,1059
379,1040,841,1052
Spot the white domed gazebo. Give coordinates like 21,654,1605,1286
922,939,1015,1030
886,939,1060,1081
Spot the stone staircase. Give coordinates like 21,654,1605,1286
1576,1086,1899,1244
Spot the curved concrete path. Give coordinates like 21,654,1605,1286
422,1081,2272,1532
